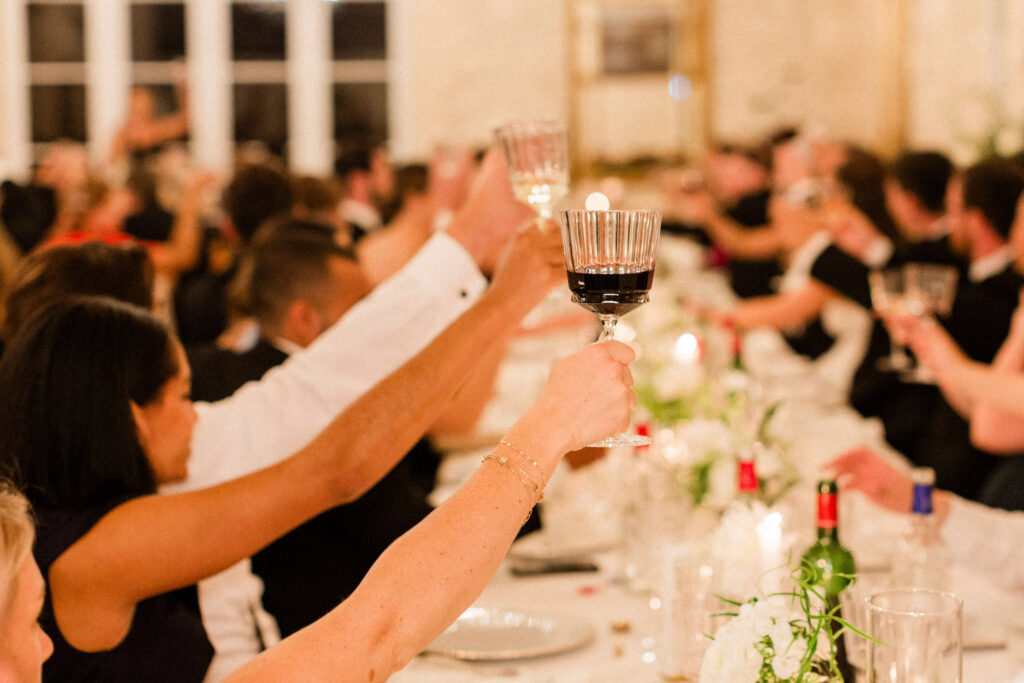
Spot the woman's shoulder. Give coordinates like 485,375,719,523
33,496,136,571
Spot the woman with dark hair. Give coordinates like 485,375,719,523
0,294,635,681
0,241,154,355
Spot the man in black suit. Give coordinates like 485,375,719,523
188,219,520,638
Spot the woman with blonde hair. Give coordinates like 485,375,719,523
0,482,53,681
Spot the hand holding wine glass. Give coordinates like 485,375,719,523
560,208,661,447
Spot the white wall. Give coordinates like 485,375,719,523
389,0,570,160
2,1,1021,174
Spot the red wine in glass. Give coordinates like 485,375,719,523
567,266,654,317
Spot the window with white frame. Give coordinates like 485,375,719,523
6,0,389,176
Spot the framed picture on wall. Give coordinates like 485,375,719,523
601,5,673,76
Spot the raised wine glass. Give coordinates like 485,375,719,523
899,263,959,383
868,268,914,372
560,208,661,447
494,119,569,220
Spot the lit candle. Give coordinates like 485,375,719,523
673,332,702,365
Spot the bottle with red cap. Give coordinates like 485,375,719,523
800,479,856,679
736,455,760,504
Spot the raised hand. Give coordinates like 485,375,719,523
428,146,475,214
529,341,637,452
444,149,536,275
486,218,566,318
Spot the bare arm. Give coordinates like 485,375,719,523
429,333,509,438
970,293,1024,450
705,211,781,260
226,342,637,682
729,281,832,331
905,314,1024,450
49,224,564,653
147,172,212,275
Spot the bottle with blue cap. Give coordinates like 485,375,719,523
891,466,951,591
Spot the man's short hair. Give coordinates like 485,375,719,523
236,219,356,327
962,158,1024,239
889,151,953,214
222,164,294,242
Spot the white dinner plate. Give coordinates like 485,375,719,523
424,607,594,661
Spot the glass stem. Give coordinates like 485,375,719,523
598,315,619,342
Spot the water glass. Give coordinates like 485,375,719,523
657,543,720,681
838,570,887,672
866,589,962,682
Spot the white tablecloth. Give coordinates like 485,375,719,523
412,238,1023,681
394,555,1023,682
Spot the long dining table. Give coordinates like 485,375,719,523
395,235,1024,682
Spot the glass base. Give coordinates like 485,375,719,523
876,354,913,372
588,433,652,448
899,367,936,384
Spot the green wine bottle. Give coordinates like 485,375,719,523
801,479,856,680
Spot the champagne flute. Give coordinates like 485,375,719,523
560,208,661,447
494,119,569,219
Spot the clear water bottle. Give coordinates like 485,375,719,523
891,467,952,591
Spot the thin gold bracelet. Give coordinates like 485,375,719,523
482,452,543,504
498,438,545,477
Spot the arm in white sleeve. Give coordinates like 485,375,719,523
171,232,486,493
941,495,1024,593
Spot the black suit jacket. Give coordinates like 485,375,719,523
187,337,539,637
186,338,436,636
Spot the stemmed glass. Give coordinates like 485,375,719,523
869,268,914,372
494,119,569,220
870,264,958,382
900,263,959,382
560,208,661,447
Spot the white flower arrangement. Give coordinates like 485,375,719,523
699,563,865,683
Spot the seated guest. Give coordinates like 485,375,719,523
291,175,351,245
188,220,440,636
189,220,367,402
703,149,895,364
356,164,435,286
0,296,635,682
828,449,1023,592
0,242,154,351
334,147,390,243
884,151,966,269
174,163,293,346
892,288,1024,510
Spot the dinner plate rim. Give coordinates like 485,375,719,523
423,606,595,661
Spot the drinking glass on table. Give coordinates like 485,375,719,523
494,119,569,220
866,589,962,682
560,208,661,447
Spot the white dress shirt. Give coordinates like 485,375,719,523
161,232,487,680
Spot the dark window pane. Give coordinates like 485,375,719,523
131,83,179,117
331,2,386,60
131,4,185,61
31,85,87,142
28,4,85,62
334,83,388,152
234,83,288,157
232,3,286,61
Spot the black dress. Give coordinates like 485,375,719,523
34,502,213,682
